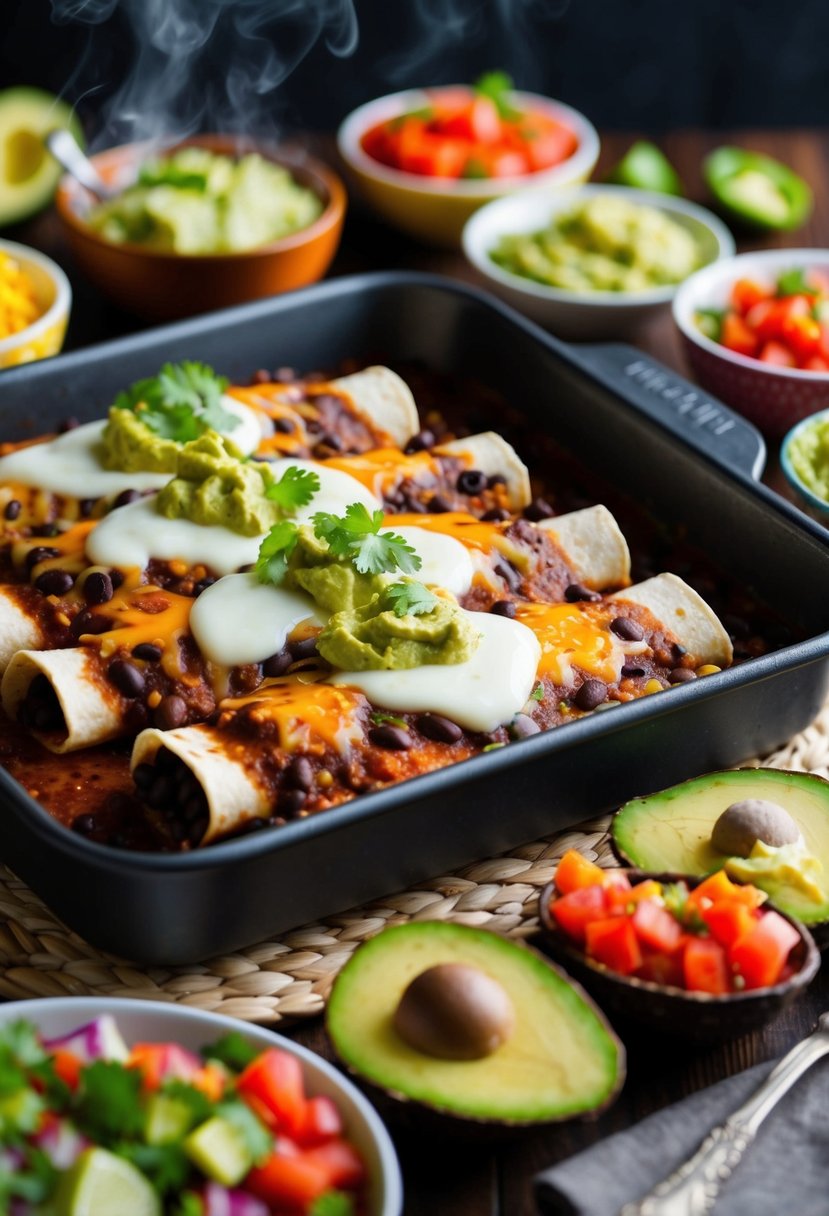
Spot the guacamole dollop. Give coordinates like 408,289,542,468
156,432,278,536
284,527,382,613
88,148,323,254
100,406,180,474
787,415,829,502
491,194,701,293
317,582,480,671
725,839,825,905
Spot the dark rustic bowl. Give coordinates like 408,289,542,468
538,871,820,1042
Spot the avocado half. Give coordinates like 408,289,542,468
325,921,625,1126
613,769,829,933
0,87,84,227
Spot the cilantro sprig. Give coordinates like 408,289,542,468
381,581,437,618
202,1031,259,1073
474,70,521,120
313,503,421,576
255,520,299,586
776,267,819,298
265,465,321,515
113,361,238,443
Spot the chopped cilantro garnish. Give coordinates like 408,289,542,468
173,1194,206,1216
216,1099,273,1164
0,1145,57,1206
118,1142,192,1195
202,1030,258,1073
776,267,819,297
482,742,505,752
160,1078,215,1127
265,465,321,515
74,1060,144,1144
255,520,299,586
313,503,421,576
530,684,545,702
370,711,409,728
381,581,437,618
113,361,237,444
473,70,521,120
310,1192,357,1216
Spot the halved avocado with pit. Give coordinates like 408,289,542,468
326,921,624,1126
613,769,829,929
0,87,84,227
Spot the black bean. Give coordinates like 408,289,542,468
611,616,645,641
491,600,516,619
417,713,463,743
565,583,601,603
72,814,97,835
183,793,207,822
524,497,554,522
25,546,60,572
280,789,308,815
147,773,172,808
235,816,267,836
133,763,155,790
108,660,145,698
481,507,510,522
669,667,697,684
575,679,607,711
457,469,488,496
368,724,411,750
493,560,521,591
32,523,59,537
155,748,177,772
285,755,313,790
272,416,295,434
169,817,188,843
69,610,111,638
401,493,427,513
58,416,80,433
193,578,216,597
263,650,292,678
509,713,541,739
154,694,187,730
133,642,162,662
113,489,140,509
404,430,435,454
33,702,62,731
251,368,271,384
110,569,125,589
487,474,506,489
289,636,319,661
188,818,207,846
621,664,646,678
35,569,74,596
79,498,96,518
427,494,451,513
4,499,20,521
305,418,323,434
273,366,297,382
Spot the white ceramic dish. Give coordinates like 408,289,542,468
462,183,734,339
0,996,403,1216
0,238,72,369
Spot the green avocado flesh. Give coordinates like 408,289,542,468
613,768,829,925
0,88,84,226
326,921,623,1124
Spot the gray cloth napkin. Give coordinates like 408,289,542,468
535,1055,829,1216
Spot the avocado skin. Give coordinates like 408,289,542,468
612,768,829,942
325,920,625,1130
0,87,85,226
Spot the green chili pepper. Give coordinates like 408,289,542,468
606,140,683,196
704,147,812,232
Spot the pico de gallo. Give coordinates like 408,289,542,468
696,266,829,371
360,72,578,180
549,850,802,994
0,1016,365,1215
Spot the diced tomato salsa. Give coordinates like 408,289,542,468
695,267,829,371
361,82,578,180
550,850,801,994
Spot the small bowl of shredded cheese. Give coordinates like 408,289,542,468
0,239,71,370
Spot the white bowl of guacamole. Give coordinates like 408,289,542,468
462,184,734,339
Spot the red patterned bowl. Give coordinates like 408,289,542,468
673,249,829,439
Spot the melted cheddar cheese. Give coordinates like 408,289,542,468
515,602,626,687
222,676,367,754
86,578,195,681
324,449,441,498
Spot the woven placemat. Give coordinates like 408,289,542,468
2,706,828,1023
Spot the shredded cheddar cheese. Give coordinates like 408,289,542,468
0,252,40,340
222,676,367,754
515,601,626,687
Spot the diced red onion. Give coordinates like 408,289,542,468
33,1117,90,1168
203,1182,270,1216
43,1015,129,1063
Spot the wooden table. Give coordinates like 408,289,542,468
13,130,829,1214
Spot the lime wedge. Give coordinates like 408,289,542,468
53,1147,161,1216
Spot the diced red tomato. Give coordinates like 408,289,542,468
632,899,684,952
701,900,758,948
780,313,821,361
730,278,768,314
128,1043,202,1091
246,1150,332,1208
520,121,578,172
721,312,758,358
303,1139,366,1190
685,870,742,912
585,917,643,975
395,126,468,178
606,877,661,914
683,937,730,994
802,355,829,372
636,947,685,988
729,911,800,990
50,1048,82,1091
238,1049,306,1137
759,339,796,365
439,96,501,144
297,1095,344,1147
554,849,607,895
550,885,608,942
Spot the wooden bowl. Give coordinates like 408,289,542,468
55,134,346,321
538,871,820,1042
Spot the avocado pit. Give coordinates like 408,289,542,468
711,798,801,857
393,962,515,1060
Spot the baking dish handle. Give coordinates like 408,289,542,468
576,342,767,481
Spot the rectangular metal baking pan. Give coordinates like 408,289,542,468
2,272,829,965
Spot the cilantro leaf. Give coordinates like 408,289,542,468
313,503,421,576
474,70,521,120
265,465,321,515
172,1194,206,1216
381,581,437,618
0,1145,57,1205
530,684,545,702
201,1030,258,1073
74,1060,144,1144
118,1142,192,1195
255,520,299,586
310,1192,357,1216
160,1078,215,1127
139,401,204,443
776,267,819,297
113,361,236,445
370,711,408,728
216,1099,273,1165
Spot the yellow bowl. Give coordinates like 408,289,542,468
337,87,600,248
0,239,71,370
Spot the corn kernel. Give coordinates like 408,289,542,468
317,769,333,788
147,690,162,709
55,612,71,627
0,252,40,340
644,678,664,695
696,664,721,677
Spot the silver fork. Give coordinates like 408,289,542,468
619,1011,829,1216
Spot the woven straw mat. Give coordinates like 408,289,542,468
2,706,828,1023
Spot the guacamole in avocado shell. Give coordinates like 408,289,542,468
491,194,702,293
88,147,323,254
787,414,829,502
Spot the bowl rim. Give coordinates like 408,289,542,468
461,182,735,308
336,85,600,197
54,134,347,263
0,238,72,357
673,247,829,380
538,871,821,1007
780,406,829,514
0,994,403,1216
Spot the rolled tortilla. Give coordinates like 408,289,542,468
0,588,45,673
611,572,733,668
436,432,532,510
329,366,419,448
538,505,630,590
2,648,124,754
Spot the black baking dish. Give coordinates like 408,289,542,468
1,272,829,965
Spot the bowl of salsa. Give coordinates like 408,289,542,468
337,74,599,247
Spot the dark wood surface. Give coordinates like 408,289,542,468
12,130,829,1214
